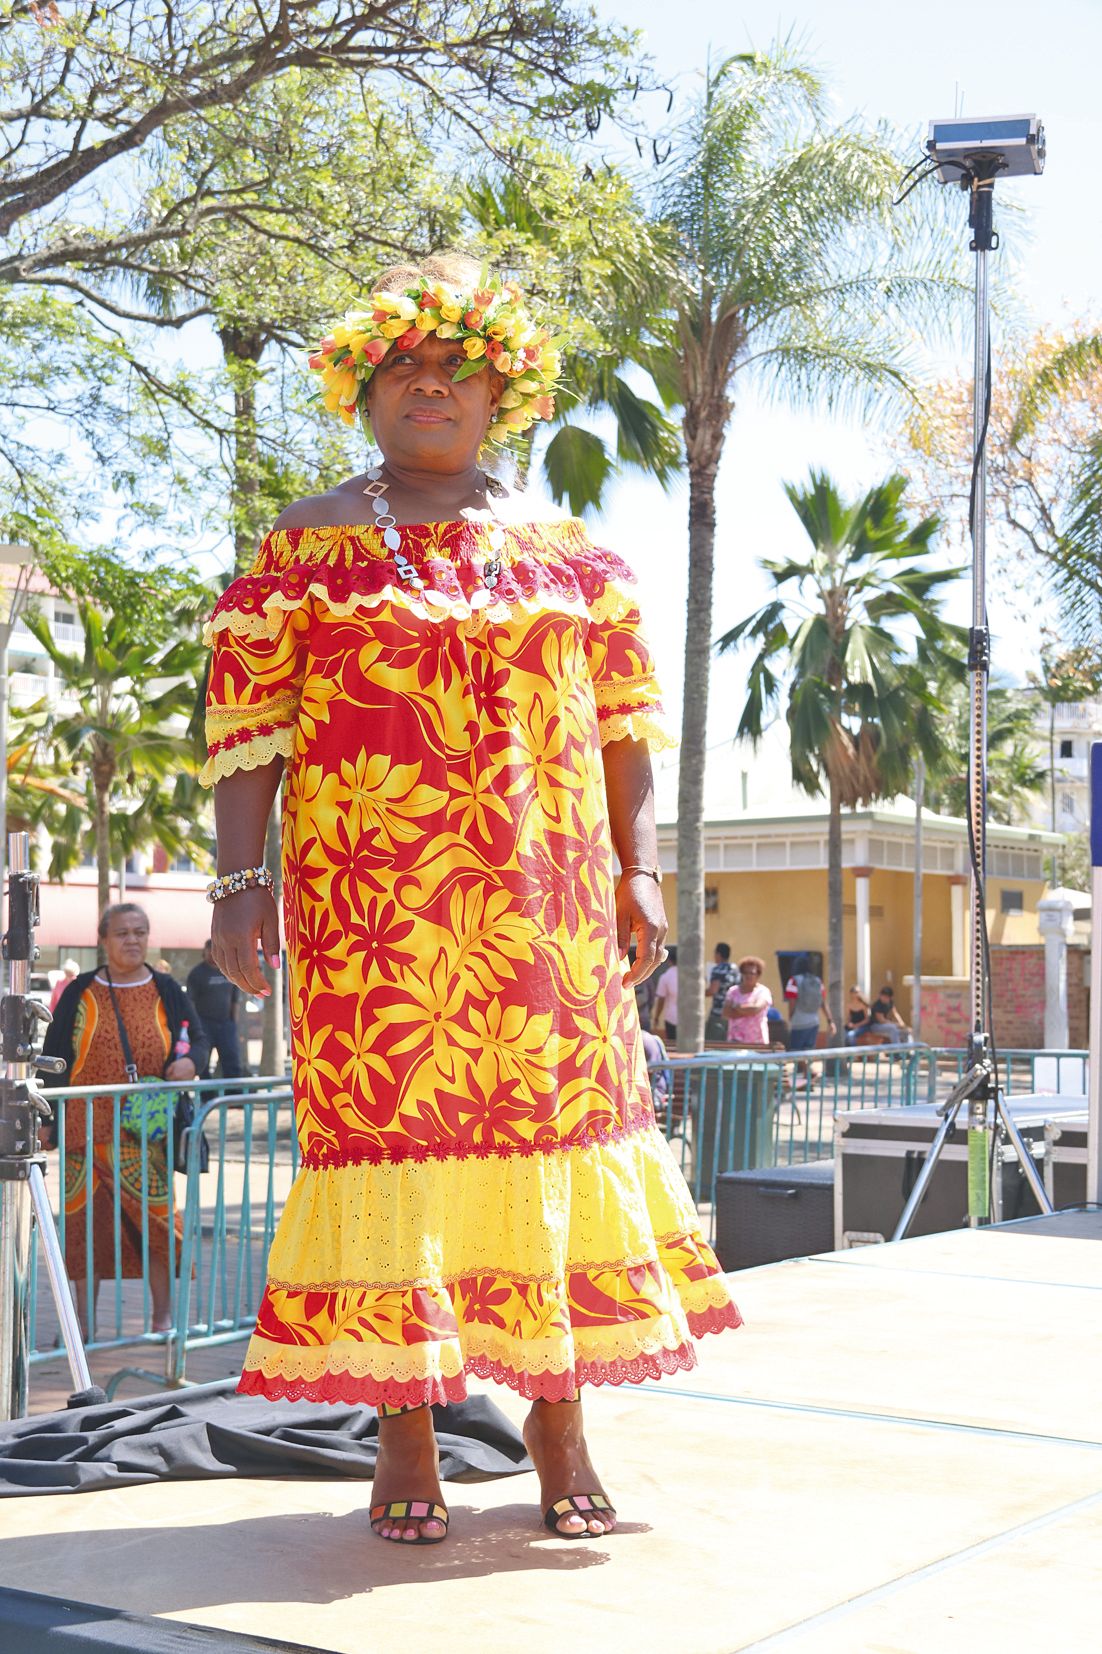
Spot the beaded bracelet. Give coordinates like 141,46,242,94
206,866,274,904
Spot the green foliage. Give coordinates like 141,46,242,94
13,587,212,887
924,682,1047,826
464,136,681,503
650,45,965,435
718,471,964,803
2,3,638,285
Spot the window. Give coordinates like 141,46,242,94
1059,738,1074,759
1060,791,1075,818
54,609,76,627
169,853,196,874
704,886,719,914
1000,889,1023,915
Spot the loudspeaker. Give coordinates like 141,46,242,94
715,1159,835,1271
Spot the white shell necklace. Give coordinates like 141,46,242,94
362,463,507,595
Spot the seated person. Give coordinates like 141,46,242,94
872,983,908,1032
723,956,773,1047
844,986,870,1043
766,1004,789,1049
855,1004,907,1045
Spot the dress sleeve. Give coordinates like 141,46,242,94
200,598,310,787
584,587,676,752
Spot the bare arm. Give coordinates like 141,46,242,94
210,761,284,998
602,737,667,987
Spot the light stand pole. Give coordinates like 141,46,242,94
0,544,35,902
0,831,102,1419
893,150,1052,1240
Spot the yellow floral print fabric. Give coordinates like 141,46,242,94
203,518,740,1405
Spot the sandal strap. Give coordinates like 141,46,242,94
370,1499,448,1526
545,1493,613,1524
376,1401,429,1418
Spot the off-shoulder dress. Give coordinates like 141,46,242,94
201,516,741,1407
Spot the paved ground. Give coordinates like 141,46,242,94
4,1213,1100,1654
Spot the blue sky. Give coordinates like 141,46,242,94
578,0,1102,743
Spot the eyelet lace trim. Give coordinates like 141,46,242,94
596,708,676,752
199,725,295,787
264,1229,723,1293
237,1293,742,1408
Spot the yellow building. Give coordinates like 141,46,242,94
650,729,1059,1024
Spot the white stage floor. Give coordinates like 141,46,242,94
1,1211,1099,1653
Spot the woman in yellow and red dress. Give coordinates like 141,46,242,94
202,255,740,1545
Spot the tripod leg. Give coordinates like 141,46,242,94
994,1095,1053,1217
891,1099,964,1242
28,1163,103,1405
0,1178,32,1421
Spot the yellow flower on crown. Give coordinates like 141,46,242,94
307,272,564,447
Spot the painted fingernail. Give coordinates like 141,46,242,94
268,953,281,969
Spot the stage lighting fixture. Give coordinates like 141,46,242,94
926,114,1045,183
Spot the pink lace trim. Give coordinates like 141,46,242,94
299,1103,657,1170
235,1318,739,1409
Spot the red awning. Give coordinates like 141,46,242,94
33,882,211,952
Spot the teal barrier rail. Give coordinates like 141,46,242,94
170,1088,296,1386
28,1075,291,1396
647,1044,926,1230
917,1047,1089,1104
26,1044,1091,1397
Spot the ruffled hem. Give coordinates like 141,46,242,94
199,723,296,786
597,707,677,752
203,522,642,642
236,1300,742,1408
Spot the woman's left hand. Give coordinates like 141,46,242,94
617,872,668,986
165,1057,197,1082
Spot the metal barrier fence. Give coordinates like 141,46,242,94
647,1044,924,1217
28,1075,292,1396
25,1045,1090,1399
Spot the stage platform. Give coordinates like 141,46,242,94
1,1210,1099,1653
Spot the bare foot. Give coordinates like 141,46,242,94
370,1407,448,1543
523,1397,616,1537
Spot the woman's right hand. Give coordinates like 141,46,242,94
211,888,281,996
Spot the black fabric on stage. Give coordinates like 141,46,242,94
0,1379,532,1496
0,1585,331,1653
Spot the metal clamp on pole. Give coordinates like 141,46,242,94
0,831,103,1421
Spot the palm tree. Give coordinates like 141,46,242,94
465,154,682,509
646,44,962,1049
925,680,1048,828
1010,333,1102,642
717,472,962,1029
20,600,208,915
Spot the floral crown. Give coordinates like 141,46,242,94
308,274,561,446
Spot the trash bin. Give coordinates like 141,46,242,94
691,1059,779,1202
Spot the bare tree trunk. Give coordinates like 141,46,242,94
676,455,720,1054
221,325,285,1070
827,775,843,1033
219,325,267,577
912,755,924,1040
90,733,114,923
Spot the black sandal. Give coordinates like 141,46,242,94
370,1498,449,1544
371,1401,449,1544
543,1492,616,1537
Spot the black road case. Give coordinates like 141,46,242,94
1044,1114,1090,1209
715,1159,835,1271
834,1097,1088,1247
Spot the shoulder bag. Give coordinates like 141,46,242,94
104,970,209,1174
